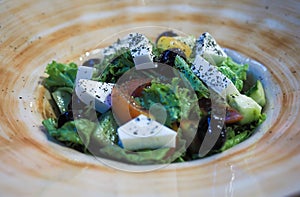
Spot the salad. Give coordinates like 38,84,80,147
42,31,266,164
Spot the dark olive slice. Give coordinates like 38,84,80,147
159,48,186,67
57,111,74,128
82,58,101,67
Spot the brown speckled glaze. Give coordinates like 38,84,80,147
0,0,299,196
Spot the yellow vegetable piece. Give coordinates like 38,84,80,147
157,36,192,57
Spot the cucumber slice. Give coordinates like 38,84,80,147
246,80,266,107
52,90,71,114
227,94,262,125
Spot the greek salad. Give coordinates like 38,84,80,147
42,31,266,164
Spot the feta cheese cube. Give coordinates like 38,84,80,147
75,79,114,113
192,55,239,96
128,33,157,70
194,32,227,66
100,33,157,70
74,66,95,85
117,115,177,151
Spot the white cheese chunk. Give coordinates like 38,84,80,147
75,79,114,113
117,115,177,151
132,53,157,70
101,33,156,70
192,55,239,97
128,33,157,70
192,55,262,125
194,32,227,66
74,66,95,85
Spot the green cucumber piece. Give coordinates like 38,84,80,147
246,80,266,107
227,94,262,125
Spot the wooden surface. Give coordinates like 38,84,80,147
0,0,299,196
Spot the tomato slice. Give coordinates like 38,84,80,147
111,78,151,125
225,107,243,124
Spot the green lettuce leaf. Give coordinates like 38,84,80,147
51,88,72,113
168,78,202,120
220,113,266,152
90,110,119,148
93,50,135,83
42,118,96,152
44,61,78,91
98,132,187,165
135,78,201,127
43,61,78,115
174,56,209,98
43,111,187,165
217,57,249,92
134,80,181,127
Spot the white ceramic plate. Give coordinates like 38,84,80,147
0,0,299,196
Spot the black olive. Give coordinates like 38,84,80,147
197,116,227,153
212,126,227,151
159,48,186,67
186,116,208,156
155,31,178,44
57,111,74,128
82,58,101,67
68,94,86,111
67,94,89,120
198,98,211,115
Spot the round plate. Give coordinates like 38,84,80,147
0,0,299,196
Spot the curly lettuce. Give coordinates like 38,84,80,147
220,113,266,152
42,118,94,152
217,57,249,92
43,61,78,113
44,61,78,91
174,56,209,98
93,50,135,83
